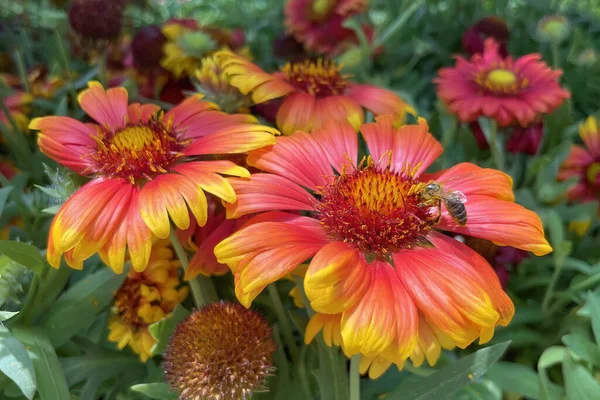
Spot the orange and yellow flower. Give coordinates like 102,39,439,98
435,38,570,127
284,0,369,56
558,116,600,205
176,195,251,279
218,51,414,135
30,81,278,273
108,240,188,362
215,117,551,377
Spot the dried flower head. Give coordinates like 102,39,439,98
163,302,276,400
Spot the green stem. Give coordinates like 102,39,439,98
542,255,565,313
13,50,30,93
487,119,505,171
54,29,78,111
552,44,560,69
267,283,299,362
169,230,207,307
0,98,21,134
349,354,361,400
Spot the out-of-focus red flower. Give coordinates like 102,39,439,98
68,0,127,40
131,25,167,70
505,121,543,155
273,34,309,63
462,16,509,57
468,121,490,150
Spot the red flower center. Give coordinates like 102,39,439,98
475,67,528,95
316,161,439,259
90,116,188,183
282,59,348,98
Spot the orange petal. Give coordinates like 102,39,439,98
275,92,317,135
361,116,443,177
138,175,190,238
127,103,160,124
247,132,334,191
31,116,97,175
183,124,278,156
437,195,552,256
77,81,128,128
346,84,415,123
311,96,364,132
341,263,418,360
394,247,503,348
305,313,343,346
181,111,258,140
423,162,514,201
225,173,316,219
164,94,219,128
311,120,358,173
305,242,368,314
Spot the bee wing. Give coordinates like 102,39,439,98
446,191,467,203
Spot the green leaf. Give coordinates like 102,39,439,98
487,362,541,399
0,186,13,220
562,333,600,366
60,341,144,400
587,292,600,348
130,383,178,399
0,241,44,274
563,353,600,400
0,326,36,400
0,311,18,322
312,341,349,400
12,327,69,400
538,346,567,400
386,341,511,400
149,304,190,356
42,267,128,347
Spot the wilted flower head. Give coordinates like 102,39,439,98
285,0,368,56
435,38,570,127
559,116,600,205
108,240,188,361
537,15,570,44
68,0,127,40
462,16,509,57
163,302,276,400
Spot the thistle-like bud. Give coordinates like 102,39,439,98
537,15,570,44
163,302,276,400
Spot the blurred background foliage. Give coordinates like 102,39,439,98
1,0,600,399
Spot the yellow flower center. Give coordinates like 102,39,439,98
310,0,335,21
316,159,440,259
476,68,527,95
113,126,156,151
282,59,348,98
586,162,600,185
487,69,516,86
91,117,187,184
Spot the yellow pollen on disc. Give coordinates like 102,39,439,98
586,162,600,184
311,0,335,21
112,126,156,151
487,69,517,86
282,59,348,97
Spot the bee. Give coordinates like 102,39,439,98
417,182,468,226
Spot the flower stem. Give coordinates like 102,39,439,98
267,283,300,362
54,29,78,111
169,229,208,307
487,119,505,171
13,50,30,93
349,354,361,400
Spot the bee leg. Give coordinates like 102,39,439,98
434,202,442,224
